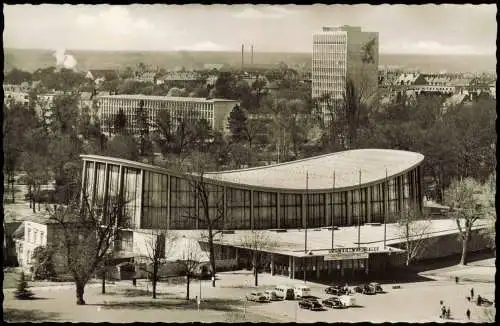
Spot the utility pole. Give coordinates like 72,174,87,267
357,170,361,248
384,168,388,249
331,171,335,250
304,171,309,285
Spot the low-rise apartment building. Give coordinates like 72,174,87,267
96,94,239,135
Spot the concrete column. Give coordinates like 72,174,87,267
398,175,404,213
292,256,296,279
325,192,331,227
271,254,275,276
365,258,369,275
289,256,293,279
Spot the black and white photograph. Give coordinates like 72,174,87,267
3,3,496,323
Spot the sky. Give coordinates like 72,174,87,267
3,4,497,55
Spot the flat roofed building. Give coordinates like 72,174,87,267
96,94,239,135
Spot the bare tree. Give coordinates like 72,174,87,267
479,174,496,253
239,230,278,286
137,229,178,299
182,154,225,288
444,178,490,265
395,204,432,266
47,194,122,305
175,236,208,300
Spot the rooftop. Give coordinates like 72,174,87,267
98,94,238,103
204,149,424,191
179,219,487,258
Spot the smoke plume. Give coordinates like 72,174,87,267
53,48,78,70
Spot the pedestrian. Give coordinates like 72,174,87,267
470,288,474,300
466,308,471,320
477,295,482,306
455,276,459,284
446,307,451,319
441,305,446,319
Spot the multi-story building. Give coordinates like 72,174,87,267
312,26,379,118
96,94,239,135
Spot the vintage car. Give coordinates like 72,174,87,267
298,298,324,311
325,286,349,296
246,291,270,302
322,296,346,309
369,282,384,293
350,284,376,295
264,289,280,301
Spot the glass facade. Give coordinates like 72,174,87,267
81,158,422,231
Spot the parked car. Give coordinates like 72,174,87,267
246,291,269,302
299,298,324,311
369,282,384,293
294,285,312,299
264,289,280,301
325,286,348,296
275,285,295,300
322,296,346,309
339,295,356,307
350,284,376,295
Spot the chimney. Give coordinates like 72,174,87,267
241,44,244,70
251,44,254,66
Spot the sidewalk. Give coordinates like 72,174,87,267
419,259,495,284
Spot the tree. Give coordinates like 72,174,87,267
138,229,177,299
239,230,277,286
478,174,496,253
227,105,247,143
183,157,226,288
176,236,208,300
4,68,32,84
214,72,238,99
105,134,140,161
395,204,432,266
15,272,34,300
32,246,57,280
444,178,489,265
47,194,123,305
113,108,128,135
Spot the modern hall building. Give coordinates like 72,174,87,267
312,26,379,119
80,149,431,280
96,94,239,135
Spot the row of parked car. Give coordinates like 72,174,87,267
246,282,385,312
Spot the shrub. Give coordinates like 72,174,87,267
32,246,57,280
14,272,34,300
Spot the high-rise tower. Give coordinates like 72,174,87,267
312,26,379,119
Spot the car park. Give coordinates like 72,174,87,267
322,296,346,309
275,286,296,300
264,289,280,301
246,291,269,302
299,298,324,311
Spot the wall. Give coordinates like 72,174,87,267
390,228,490,261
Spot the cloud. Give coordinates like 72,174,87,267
233,6,296,19
53,48,78,70
76,6,154,37
174,41,229,52
382,41,493,55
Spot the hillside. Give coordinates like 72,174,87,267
3,48,496,74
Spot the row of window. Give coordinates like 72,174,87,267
26,227,45,246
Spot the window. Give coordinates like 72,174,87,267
122,167,141,228
370,184,385,223
280,194,302,228
307,193,325,228
351,188,367,225
226,189,251,229
34,230,38,245
253,191,277,229
143,171,170,229
332,192,347,226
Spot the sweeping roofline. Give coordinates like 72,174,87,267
80,150,423,193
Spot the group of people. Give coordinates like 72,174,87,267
439,301,451,320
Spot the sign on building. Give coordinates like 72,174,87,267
323,246,378,261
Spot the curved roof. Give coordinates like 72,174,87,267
203,149,424,191
81,149,423,192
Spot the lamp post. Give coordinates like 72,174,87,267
384,169,388,249
304,171,309,284
332,171,335,250
357,170,361,248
